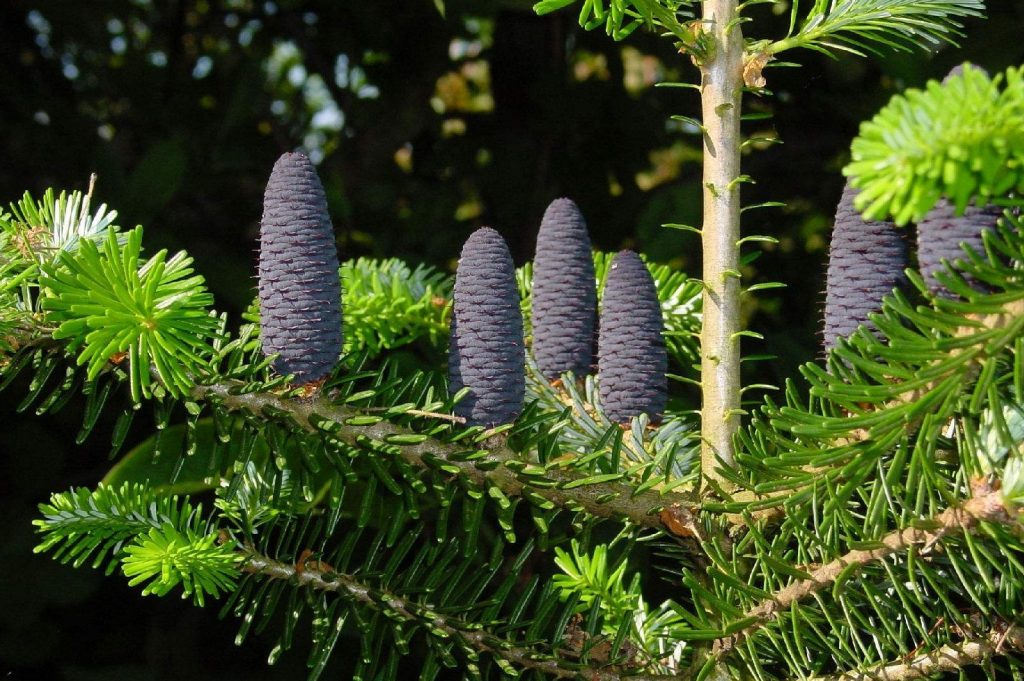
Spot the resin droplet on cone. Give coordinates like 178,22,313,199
598,251,666,424
449,227,525,427
258,151,343,384
823,183,906,352
531,198,597,380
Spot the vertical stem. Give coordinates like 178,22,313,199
699,0,743,488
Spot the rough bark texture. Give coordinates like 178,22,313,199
917,199,999,296
823,184,906,351
449,227,525,427
598,251,666,424
531,198,597,380
258,151,342,384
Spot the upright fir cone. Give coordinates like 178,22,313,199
823,183,907,352
598,251,666,424
448,227,525,427
531,198,597,380
916,65,998,297
258,151,342,384
917,200,1000,296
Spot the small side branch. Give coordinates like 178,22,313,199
241,548,679,681
808,620,1024,681
195,383,697,534
713,485,1016,656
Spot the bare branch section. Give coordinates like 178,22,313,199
713,484,1018,656
809,621,1024,681
699,0,745,488
195,383,696,534
241,548,679,681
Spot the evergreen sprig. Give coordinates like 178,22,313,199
123,522,239,606
532,0,698,48
846,64,1024,224
39,226,218,401
768,0,985,58
341,257,450,354
1,183,119,264
35,483,238,605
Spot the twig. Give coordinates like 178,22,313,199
240,547,680,681
711,484,1016,658
194,382,698,534
698,0,745,489
718,298,1024,523
807,620,1024,681
361,405,466,424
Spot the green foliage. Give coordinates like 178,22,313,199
34,483,237,606
0,186,122,354
122,522,239,606
553,539,639,618
846,64,1024,224
708,213,1024,679
39,227,218,400
768,0,986,57
0,185,119,264
341,257,451,354
12,148,1024,679
533,0,700,48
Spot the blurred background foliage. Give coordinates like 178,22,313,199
1,1,1023,679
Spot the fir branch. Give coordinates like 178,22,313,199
710,483,1018,660
808,620,1024,681
768,0,985,59
722,295,1024,517
239,546,680,681
193,382,697,533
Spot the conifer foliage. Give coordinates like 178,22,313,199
448,226,525,427
531,198,597,380
258,151,342,384
13,6,1024,681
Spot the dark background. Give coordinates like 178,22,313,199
1,1,1022,679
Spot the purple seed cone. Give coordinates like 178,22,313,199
448,227,525,427
531,198,597,380
823,184,907,352
258,151,342,384
942,62,987,84
598,251,666,424
917,199,1000,297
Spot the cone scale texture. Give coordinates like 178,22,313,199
823,184,907,352
598,251,666,424
531,198,597,380
916,198,999,297
258,152,343,384
448,227,525,427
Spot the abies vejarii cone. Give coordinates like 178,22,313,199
258,151,342,384
823,183,906,352
916,64,999,297
448,227,525,427
531,198,597,380
916,200,999,296
598,251,666,424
